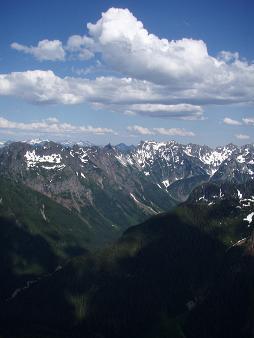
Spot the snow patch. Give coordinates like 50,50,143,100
40,204,47,221
41,164,65,170
243,212,254,226
237,155,246,163
115,155,128,167
237,189,243,200
162,179,170,188
129,193,157,214
24,150,63,169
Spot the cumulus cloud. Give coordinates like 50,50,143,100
0,69,246,121
223,117,242,125
235,134,250,140
84,8,254,98
0,116,116,135
0,70,81,104
0,70,156,105
11,35,95,62
65,35,95,60
0,70,204,120
11,40,65,61
217,51,240,63
243,117,254,125
127,125,194,137
6,8,254,120
86,8,210,84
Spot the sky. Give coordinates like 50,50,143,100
0,0,253,146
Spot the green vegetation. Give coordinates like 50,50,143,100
175,201,252,246
0,180,253,338
0,177,91,300
0,208,227,338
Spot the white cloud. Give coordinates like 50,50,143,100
235,134,250,140
11,40,65,61
243,117,254,125
0,70,81,104
0,116,116,135
45,117,59,123
153,127,195,137
6,8,254,119
217,51,240,63
0,70,155,105
223,117,242,125
0,70,204,120
11,35,94,62
126,103,203,119
65,35,95,60
127,125,194,137
84,7,254,103
1,69,253,122
224,116,254,127
66,35,94,51
86,8,210,85
127,125,154,135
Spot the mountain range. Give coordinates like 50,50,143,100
0,178,253,338
0,140,253,227
0,139,253,338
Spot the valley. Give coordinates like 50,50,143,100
0,140,253,337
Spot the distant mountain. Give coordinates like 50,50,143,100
115,142,136,153
0,140,252,243
1,181,253,338
0,141,176,240
0,141,176,305
0,138,253,338
0,140,253,207
126,141,254,198
187,180,254,226
22,138,50,145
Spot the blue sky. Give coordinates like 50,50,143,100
0,0,253,146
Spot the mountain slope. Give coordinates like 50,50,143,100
127,141,254,199
0,140,253,240
0,212,225,338
0,177,93,301
0,142,177,236
185,233,254,338
1,182,253,338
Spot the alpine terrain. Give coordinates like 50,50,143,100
0,139,253,338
